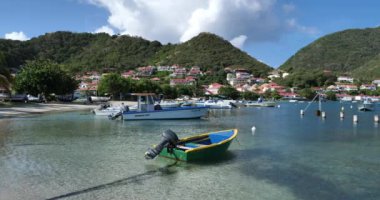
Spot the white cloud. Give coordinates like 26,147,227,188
286,18,319,35
94,25,115,35
86,0,317,43
4,31,29,41
230,35,247,49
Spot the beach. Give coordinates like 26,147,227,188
0,103,98,118
0,101,139,118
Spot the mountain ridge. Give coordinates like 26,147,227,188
0,31,271,76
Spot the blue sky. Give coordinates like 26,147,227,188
1,0,379,68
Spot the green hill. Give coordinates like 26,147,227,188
151,33,270,76
0,31,271,75
280,27,380,79
351,53,380,80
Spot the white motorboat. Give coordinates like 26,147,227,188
245,101,276,107
93,104,126,116
358,99,374,111
121,93,209,120
198,100,236,109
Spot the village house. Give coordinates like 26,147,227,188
340,84,358,92
205,83,224,95
267,70,289,80
258,83,284,93
136,66,154,76
122,70,135,78
360,84,376,91
337,76,354,83
229,77,249,86
77,81,98,95
170,67,187,78
235,69,251,79
188,66,202,76
170,77,195,86
250,77,265,84
372,79,380,87
326,85,340,92
157,66,173,72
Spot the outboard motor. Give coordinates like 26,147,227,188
145,129,179,159
230,102,238,108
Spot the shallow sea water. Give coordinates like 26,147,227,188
0,102,379,200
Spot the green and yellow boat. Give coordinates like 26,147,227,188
145,129,238,162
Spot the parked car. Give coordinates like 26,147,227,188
10,94,28,102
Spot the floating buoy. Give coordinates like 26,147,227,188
350,105,353,109
341,106,345,111
321,111,326,118
251,126,256,134
340,111,344,119
300,109,304,115
277,105,281,108
353,115,358,123
374,115,379,123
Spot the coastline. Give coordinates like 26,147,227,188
0,103,98,118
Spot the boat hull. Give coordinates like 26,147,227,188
358,104,374,111
245,101,276,107
159,129,238,162
93,108,123,116
122,107,208,120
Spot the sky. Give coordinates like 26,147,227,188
1,0,380,68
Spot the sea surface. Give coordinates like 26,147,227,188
0,102,379,200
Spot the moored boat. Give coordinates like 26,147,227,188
145,129,238,162
245,101,276,107
93,104,126,116
122,93,208,120
197,99,236,109
358,99,374,111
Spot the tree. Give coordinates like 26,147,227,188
176,85,193,97
325,91,337,101
299,88,316,100
13,60,78,97
134,79,161,93
218,86,240,99
97,73,131,99
241,91,259,100
161,84,178,99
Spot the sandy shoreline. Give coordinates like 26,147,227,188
0,103,98,118
0,101,138,118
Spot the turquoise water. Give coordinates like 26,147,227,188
0,102,379,200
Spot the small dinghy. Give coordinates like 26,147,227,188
145,129,238,162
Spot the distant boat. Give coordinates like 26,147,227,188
121,93,208,120
197,99,236,109
145,129,238,162
358,100,374,111
245,101,276,107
